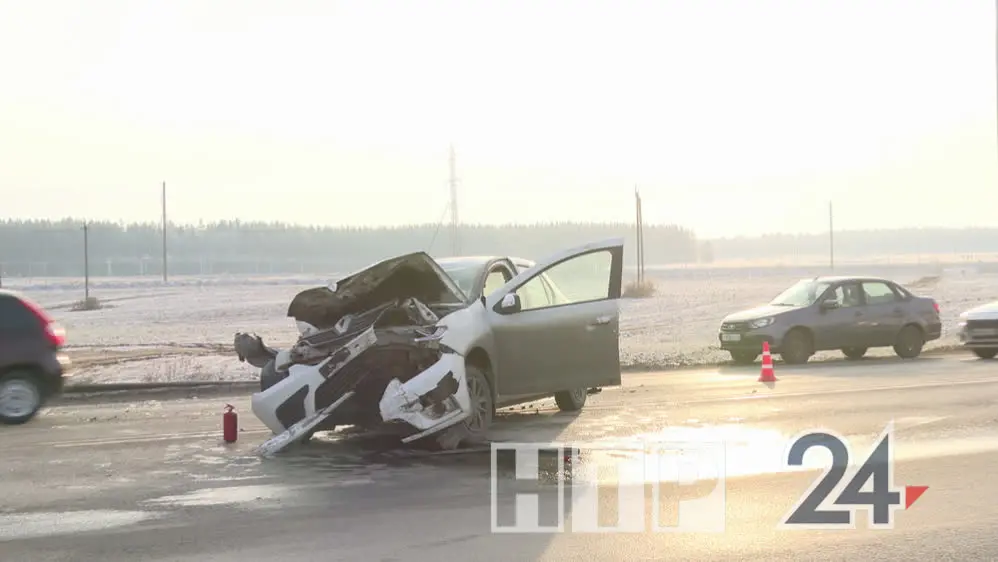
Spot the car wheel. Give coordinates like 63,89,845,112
259,359,287,392
729,350,758,365
554,387,588,411
893,325,924,359
780,329,812,365
841,347,868,360
434,364,495,450
973,348,998,360
0,370,44,425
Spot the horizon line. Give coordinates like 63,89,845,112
1,217,997,239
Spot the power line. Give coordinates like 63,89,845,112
428,199,452,254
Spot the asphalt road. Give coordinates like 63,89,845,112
3,353,998,561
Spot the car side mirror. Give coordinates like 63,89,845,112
819,299,839,311
496,292,521,314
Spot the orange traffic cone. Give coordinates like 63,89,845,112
758,341,777,382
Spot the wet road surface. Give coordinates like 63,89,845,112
3,353,998,560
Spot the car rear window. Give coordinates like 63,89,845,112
892,284,913,299
0,295,44,332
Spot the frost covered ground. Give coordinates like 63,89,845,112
5,263,994,384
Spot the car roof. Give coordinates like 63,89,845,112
434,256,534,268
807,275,899,284
434,256,499,268
0,289,42,309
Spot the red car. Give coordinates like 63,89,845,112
0,290,71,424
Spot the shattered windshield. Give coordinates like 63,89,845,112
770,279,832,307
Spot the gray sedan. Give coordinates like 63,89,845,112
718,276,942,364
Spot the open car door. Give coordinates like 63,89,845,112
484,238,624,397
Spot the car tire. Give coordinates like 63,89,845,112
554,387,588,411
893,325,924,359
973,348,998,360
433,364,495,451
0,370,45,425
780,329,812,365
729,350,758,365
259,359,287,392
841,347,868,360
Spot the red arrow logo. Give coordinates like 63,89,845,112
905,485,928,509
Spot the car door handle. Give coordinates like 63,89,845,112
891,308,903,317
590,315,612,326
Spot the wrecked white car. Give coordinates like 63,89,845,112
233,238,624,454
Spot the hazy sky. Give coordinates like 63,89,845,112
1,0,995,238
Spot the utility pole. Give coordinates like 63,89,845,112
83,221,90,300
449,145,460,255
635,187,644,283
634,188,640,282
162,181,168,282
829,201,835,271
639,191,645,281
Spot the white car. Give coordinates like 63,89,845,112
957,301,998,359
233,238,624,453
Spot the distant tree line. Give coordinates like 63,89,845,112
709,228,998,262
5,219,994,279
0,219,703,278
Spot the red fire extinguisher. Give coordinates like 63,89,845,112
223,404,238,443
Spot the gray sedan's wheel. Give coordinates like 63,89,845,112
0,371,44,425
893,325,924,359
434,364,494,450
973,348,998,360
554,387,587,411
780,329,812,365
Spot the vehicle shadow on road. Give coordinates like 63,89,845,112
271,407,585,468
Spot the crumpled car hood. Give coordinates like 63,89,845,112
287,251,467,330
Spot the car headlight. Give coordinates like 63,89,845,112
749,317,774,329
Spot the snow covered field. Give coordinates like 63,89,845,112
5,264,994,384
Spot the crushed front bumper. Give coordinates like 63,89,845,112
249,324,472,454
379,352,470,443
